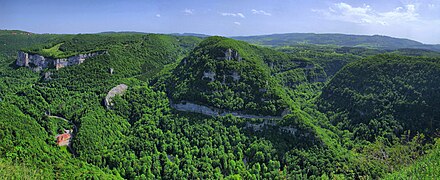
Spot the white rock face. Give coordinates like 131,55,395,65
16,51,29,66
44,72,52,81
171,101,283,120
16,51,106,71
16,52,51,71
225,49,233,60
104,84,128,109
224,48,242,61
172,102,219,116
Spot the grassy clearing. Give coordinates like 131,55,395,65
40,43,64,58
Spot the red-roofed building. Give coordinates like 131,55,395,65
56,133,71,146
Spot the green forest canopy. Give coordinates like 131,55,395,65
0,30,439,179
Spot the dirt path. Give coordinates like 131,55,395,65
47,115,77,132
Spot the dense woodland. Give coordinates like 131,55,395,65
0,30,439,179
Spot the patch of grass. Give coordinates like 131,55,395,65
40,43,64,57
384,139,440,179
59,146,70,154
0,160,52,179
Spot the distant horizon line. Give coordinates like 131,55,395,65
2,29,439,45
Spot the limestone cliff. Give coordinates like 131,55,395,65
16,51,106,71
104,84,128,109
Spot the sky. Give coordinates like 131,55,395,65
1,0,440,44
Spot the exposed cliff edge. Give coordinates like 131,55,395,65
171,101,289,120
104,84,128,109
16,50,106,71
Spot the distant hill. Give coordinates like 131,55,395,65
170,33,211,38
98,31,149,34
0,30,33,35
0,30,58,56
98,31,211,38
232,33,440,52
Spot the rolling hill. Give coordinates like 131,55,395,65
233,33,440,51
163,36,327,116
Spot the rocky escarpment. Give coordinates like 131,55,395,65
201,48,242,83
171,101,289,120
16,51,106,71
104,84,128,109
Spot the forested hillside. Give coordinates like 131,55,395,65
0,30,439,179
0,31,201,178
319,55,440,141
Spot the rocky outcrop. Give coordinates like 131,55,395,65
16,51,29,66
16,51,106,71
54,52,105,70
245,120,276,131
171,101,283,120
16,51,50,71
172,102,219,116
224,48,242,61
43,72,52,81
202,70,241,83
104,84,128,109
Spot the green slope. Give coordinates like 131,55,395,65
0,32,201,179
318,54,440,141
385,138,440,179
0,102,121,179
0,30,58,56
165,36,327,116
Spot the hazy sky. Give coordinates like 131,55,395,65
1,0,440,44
